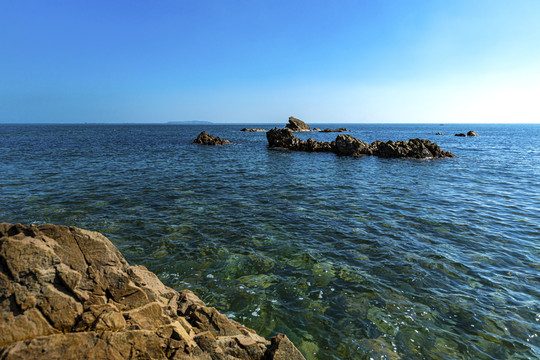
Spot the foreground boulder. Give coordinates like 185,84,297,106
0,223,305,360
266,128,455,159
194,131,231,145
285,117,311,132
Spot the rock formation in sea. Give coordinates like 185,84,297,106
319,128,348,133
193,131,231,145
455,130,478,137
284,117,311,132
0,222,305,360
435,132,444,135
266,128,455,159
241,128,266,132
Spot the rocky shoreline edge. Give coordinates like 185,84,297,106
0,222,305,360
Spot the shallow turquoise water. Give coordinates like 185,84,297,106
1,123,539,359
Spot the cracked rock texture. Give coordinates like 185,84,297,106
0,223,305,360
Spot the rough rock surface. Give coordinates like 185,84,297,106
240,128,266,132
266,128,332,152
193,131,231,145
284,117,311,132
266,128,455,159
0,223,305,360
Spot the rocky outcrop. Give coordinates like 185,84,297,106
266,128,332,152
0,223,305,360
319,128,348,133
455,130,478,137
435,132,444,135
285,117,311,132
370,139,455,159
241,128,266,132
266,128,455,159
194,131,231,145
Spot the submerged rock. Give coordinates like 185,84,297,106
241,128,267,132
0,223,305,360
435,132,444,135
266,128,455,159
285,116,311,132
193,131,231,145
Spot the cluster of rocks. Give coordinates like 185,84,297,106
0,223,305,360
193,131,231,145
455,131,478,137
266,128,455,159
240,128,266,132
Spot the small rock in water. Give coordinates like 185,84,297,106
193,131,231,145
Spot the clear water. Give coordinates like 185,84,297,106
1,123,539,359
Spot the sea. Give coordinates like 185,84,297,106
1,123,538,359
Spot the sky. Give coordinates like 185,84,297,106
1,0,539,124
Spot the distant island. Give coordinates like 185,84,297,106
167,120,213,125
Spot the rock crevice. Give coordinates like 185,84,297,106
0,223,305,360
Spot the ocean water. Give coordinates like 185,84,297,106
1,123,539,359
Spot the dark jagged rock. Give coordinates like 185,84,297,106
266,128,455,159
371,139,454,159
193,131,231,145
455,130,478,137
320,128,348,132
0,223,305,360
266,128,332,152
241,128,266,132
435,132,444,135
285,117,311,132
334,134,371,156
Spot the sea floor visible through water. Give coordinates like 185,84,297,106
1,123,539,359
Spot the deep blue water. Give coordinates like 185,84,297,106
1,123,539,359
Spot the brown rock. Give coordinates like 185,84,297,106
241,128,266,132
267,129,455,159
0,223,303,359
334,134,371,156
193,131,231,145
265,334,306,360
285,116,311,132
320,127,348,132
455,131,478,137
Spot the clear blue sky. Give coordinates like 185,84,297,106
1,0,539,123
